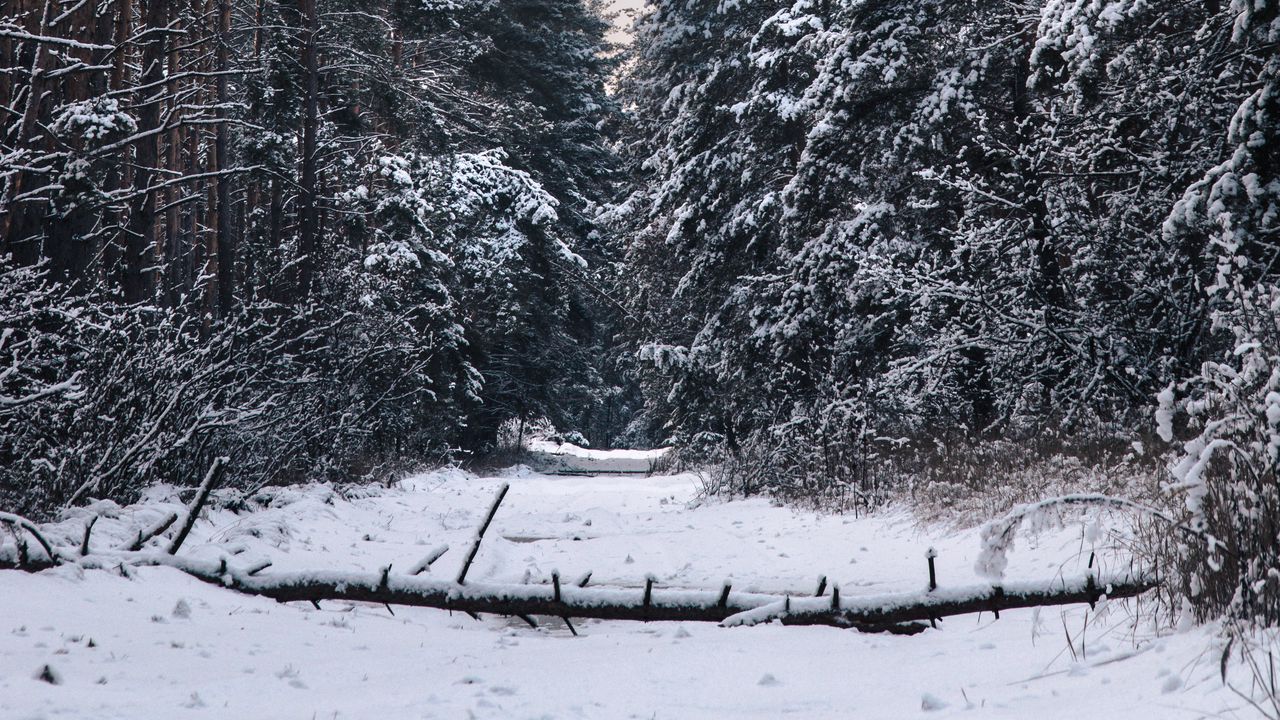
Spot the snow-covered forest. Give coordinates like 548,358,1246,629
2,0,1279,717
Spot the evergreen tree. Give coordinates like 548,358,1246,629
614,0,1278,500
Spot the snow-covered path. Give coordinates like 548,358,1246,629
0,465,1253,719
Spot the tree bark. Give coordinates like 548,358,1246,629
295,0,320,301
120,0,170,303
214,0,235,316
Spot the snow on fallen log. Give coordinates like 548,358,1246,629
722,572,1151,628
0,541,1152,633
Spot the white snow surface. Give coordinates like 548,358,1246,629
0,466,1264,719
526,440,670,473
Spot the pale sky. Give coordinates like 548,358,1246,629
607,0,644,44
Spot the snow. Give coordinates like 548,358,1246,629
0,466,1265,718
526,440,671,473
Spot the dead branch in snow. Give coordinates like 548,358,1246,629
0,541,1151,633
80,516,98,556
122,512,179,552
168,457,229,555
456,482,508,585
0,484,1156,634
408,544,450,575
0,511,55,565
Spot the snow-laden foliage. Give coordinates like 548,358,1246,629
0,256,476,518
613,0,1277,515
48,97,137,143
1150,0,1280,627
0,0,626,516
1160,289,1280,627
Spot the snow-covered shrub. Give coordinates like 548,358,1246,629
494,416,558,451
1157,2,1280,627
0,254,475,518
0,260,87,513
1161,287,1280,626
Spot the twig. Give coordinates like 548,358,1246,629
408,544,449,576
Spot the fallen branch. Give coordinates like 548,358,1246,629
456,483,509,585
0,511,55,564
168,457,229,555
0,541,1152,632
122,513,179,552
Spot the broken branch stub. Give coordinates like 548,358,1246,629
456,483,509,585
409,544,449,576
123,513,179,552
168,457,229,555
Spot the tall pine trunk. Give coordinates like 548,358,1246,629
120,0,170,303
296,0,320,301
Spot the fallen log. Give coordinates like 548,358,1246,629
722,573,1151,628
0,542,1153,633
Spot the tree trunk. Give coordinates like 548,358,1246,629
120,0,170,303
214,0,235,316
295,0,320,301
0,543,1152,634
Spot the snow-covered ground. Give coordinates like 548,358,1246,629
526,439,670,474
0,460,1264,719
